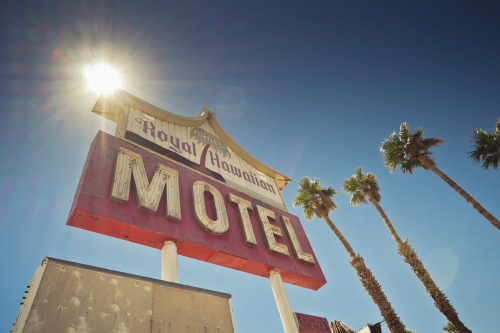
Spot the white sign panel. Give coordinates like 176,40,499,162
124,107,284,208
96,93,290,210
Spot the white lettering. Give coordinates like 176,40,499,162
192,181,229,235
281,216,315,264
255,205,289,257
228,193,257,246
111,148,181,220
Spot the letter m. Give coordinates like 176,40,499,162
111,147,181,220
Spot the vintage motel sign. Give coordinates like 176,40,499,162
67,90,326,290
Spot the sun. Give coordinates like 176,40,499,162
83,63,122,95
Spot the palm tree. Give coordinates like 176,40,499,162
442,322,457,333
342,167,471,333
468,117,500,170
293,176,406,333
190,127,231,169
381,122,500,230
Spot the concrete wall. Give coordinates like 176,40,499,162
12,257,235,333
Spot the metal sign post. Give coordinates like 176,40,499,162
269,270,299,333
162,241,179,282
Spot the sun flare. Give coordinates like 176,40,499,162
83,63,122,95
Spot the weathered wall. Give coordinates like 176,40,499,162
12,257,235,333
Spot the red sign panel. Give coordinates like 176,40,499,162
67,131,326,290
295,313,330,333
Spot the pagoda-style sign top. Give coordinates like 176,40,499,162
69,90,326,290
93,90,290,210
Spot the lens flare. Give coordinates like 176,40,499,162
83,63,122,95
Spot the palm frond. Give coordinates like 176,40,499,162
468,118,500,170
342,167,382,206
294,176,337,220
381,122,443,174
190,127,231,158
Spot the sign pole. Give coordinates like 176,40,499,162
162,241,178,282
269,270,299,333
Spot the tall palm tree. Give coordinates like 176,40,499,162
381,122,500,230
293,176,406,333
342,167,471,333
468,117,500,170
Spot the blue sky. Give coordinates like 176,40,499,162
1,1,499,332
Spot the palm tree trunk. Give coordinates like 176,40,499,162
398,241,471,333
366,196,403,245
417,157,500,230
323,215,356,258
322,215,406,333
366,194,471,332
199,144,210,168
350,255,407,333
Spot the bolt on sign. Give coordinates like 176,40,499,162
67,90,326,290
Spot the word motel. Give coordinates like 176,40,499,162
112,147,315,264
68,130,326,289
